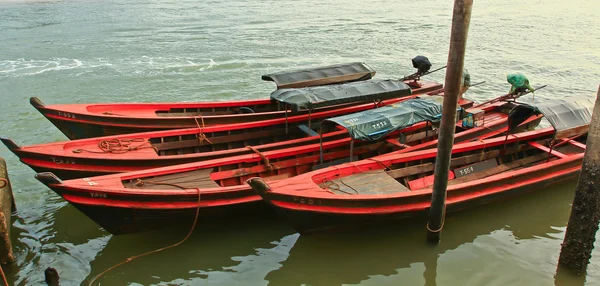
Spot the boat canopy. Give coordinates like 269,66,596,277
323,96,446,141
271,79,413,113
509,98,594,138
262,62,375,89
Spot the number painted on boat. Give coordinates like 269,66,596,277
89,192,107,198
344,118,359,124
371,121,388,129
82,178,99,186
293,197,322,205
50,157,76,165
457,166,475,176
57,111,76,119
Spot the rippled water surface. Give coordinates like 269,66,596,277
1,0,600,285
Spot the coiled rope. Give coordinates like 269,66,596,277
73,138,157,154
88,182,201,286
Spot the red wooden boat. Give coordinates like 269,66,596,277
30,62,443,139
247,99,594,234
33,95,543,235
6,80,445,179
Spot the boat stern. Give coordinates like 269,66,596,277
35,172,63,187
0,138,21,153
30,97,46,109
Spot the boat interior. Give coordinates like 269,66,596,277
149,123,329,156
123,122,443,190
319,133,587,195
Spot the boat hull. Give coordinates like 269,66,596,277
31,82,442,139
251,127,586,234
266,163,581,234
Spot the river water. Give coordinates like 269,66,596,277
1,0,599,285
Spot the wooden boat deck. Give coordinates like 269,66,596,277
123,169,219,190
322,171,410,195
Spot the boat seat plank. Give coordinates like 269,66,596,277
123,169,219,190
152,128,295,151
528,142,569,159
322,171,410,195
297,124,319,137
263,173,291,182
385,138,408,148
156,111,234,117
312,156,359,171
555,144,585,155
558,139,587,150
448,152,549,186
387,163,434,179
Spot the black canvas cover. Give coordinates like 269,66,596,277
262,62,375,89
324,96,445,141
271,79,412,112
509,98,594,136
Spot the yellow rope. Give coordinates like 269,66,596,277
88,183,201,286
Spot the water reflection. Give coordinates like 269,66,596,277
84,218,295,285
266,180,581,286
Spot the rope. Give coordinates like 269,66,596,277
246,146,274,171
73,138,157,154
193,116,212,146
88,182,202,286
0,263,7,286
426,197,447,233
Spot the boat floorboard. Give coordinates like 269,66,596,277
323,171,410,195
123,169,219,190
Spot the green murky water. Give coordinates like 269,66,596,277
1,0,599,285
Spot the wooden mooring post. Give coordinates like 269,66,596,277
0,157,14,266
426,0,473,243
558,86,600,273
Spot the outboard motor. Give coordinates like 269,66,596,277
412,56,432,76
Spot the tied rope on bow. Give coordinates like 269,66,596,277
193,116,212,146
245,146,274,171
73,138,157,154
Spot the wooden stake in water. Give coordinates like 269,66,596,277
426,0,473,243
0,157,14,266
558,86,600,273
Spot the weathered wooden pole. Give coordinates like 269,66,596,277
558,86,600,273
426,0,473,243
0,157,14,266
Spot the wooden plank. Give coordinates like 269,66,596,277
448,152,549,186
555,125,589,139
387,143,534,180
385,138,408,148
123,169,219,190
263,173,291,182
311,156,358,171
528,142,569,159
387,163,434,179
322,171,410,195
453,159,498,178
152,127,293,151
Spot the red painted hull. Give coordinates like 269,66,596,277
34,101,532,235
9,89,486,180
252,128,585,234
31,81,442,139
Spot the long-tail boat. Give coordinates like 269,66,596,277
30,62,443,139
247,99,594,234
4,78,446,179
34,94,543,235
